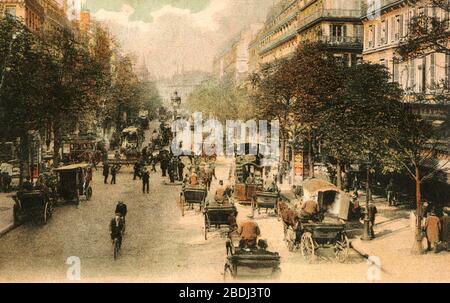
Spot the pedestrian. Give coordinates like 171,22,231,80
386,178,395,206
149,154,157,172
133,161,141,180
110,165,118,185
368,201,378,239
177,159,185,181
424,209,441,252
440,207,450,251
161,154,168,177
168,159,176,183
142,167,150,194
103,161,110,184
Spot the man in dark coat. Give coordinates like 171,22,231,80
110,165,118,184
103,162,110,184
368,201,378,239
168,158,177,183
160,154,169,177
110,213,125,248
133,161,141,180
177,159,185,181
142,167,150,194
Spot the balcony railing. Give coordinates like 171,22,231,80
361,0,406,18
318,35,363,45
298,9,362,31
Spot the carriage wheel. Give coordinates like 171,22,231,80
86,187,93,201
334,233,350,263
41,202,49,225
300,232,315,261
223,264,234,282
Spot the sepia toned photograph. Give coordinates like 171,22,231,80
0,0,449,283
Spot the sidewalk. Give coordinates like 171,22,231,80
0,193,15,237
351,217,450,282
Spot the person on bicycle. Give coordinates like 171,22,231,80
110,212,125,249
115,201,127,219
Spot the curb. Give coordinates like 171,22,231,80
0,222,15,238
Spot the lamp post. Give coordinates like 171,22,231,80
171,91,181,119
361,152,372,241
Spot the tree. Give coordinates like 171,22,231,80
320,63,404,188
138,80,162,119
251,43,347,174
381,101,449,253
39,26,105,164
395,0,450,253
251,58,302,163
397,0,450,60
187,76,254,122
108,54,142,130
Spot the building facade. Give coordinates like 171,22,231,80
0,0,69,31
0,0,45,31
362,0,450,181
362,0,449,95
213,24,263,84
249,0,364,71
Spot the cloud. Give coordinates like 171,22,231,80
88,0,274,78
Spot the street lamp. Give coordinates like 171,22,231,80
361,152,372,241
171,91,181,118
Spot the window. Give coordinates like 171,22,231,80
393,61,399,83
330,24,347,43
430,53,436,87
381,20,386,44
409,60,416,91
418,58,426,92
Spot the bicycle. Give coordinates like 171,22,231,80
113,234,122,260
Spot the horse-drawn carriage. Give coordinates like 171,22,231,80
251,191,280,218
203,201,237,240
119,127,143,161
233,155,263,204
53,163,93,205
224,238,281,281
61,134,102,165
13,190,54,225
281,179,351,262
179,185,207,216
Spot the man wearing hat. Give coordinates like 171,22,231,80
424,208,441,252
141,167,150,194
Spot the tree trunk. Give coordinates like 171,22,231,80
308,136,314,178
411,166,424,254
336,159,342,190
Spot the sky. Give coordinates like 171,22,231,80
78,0,275,78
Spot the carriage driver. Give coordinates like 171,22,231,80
214,180,227,203
238,220,261,249
300,195,320,221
